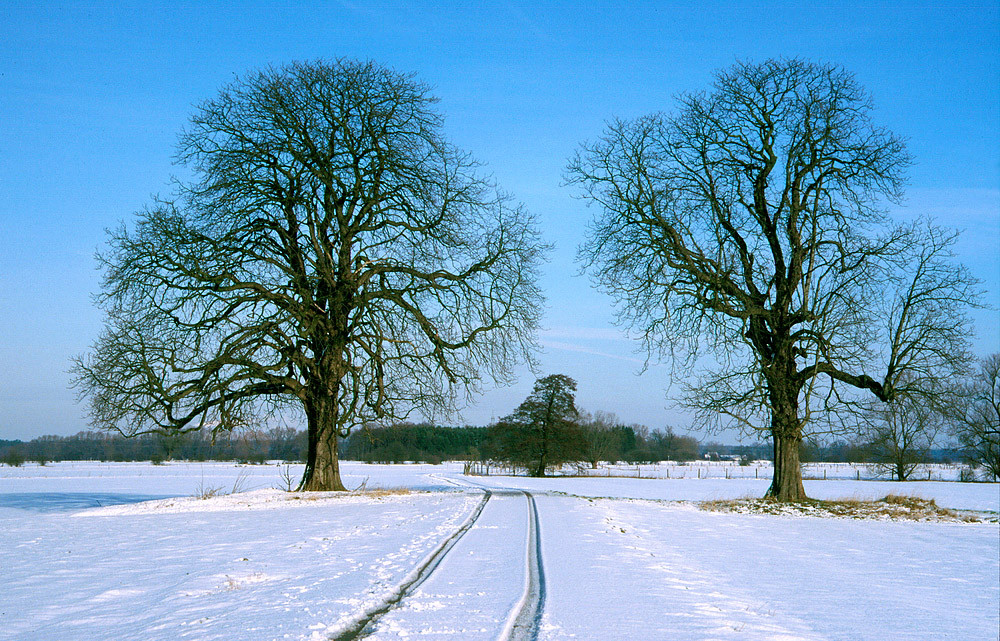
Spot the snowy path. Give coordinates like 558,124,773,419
532,495,827,640
351,484,545,641
505,491,545,641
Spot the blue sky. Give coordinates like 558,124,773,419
1,1,997,441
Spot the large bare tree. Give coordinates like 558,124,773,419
73,60,546,490
567,59,979,500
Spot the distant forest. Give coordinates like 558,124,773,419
0,425,964,467
0,428,306,466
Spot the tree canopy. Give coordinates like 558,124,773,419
488,374,585,476
73,59,546,490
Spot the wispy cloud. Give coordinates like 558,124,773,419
540,339,650,366
540,327,631,342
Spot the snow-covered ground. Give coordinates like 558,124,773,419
1,461,997,640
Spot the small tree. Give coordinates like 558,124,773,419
72,60,545,491
862,396,940,480
2,447,25,467
951,354,1000,480
489,374,585,476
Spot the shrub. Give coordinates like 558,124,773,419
959,466,979,483
2,448,25,467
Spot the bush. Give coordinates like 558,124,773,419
2,448,25,467
959,466,979,483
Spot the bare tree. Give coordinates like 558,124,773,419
861,396,941,481
579,410,623,468
489,374,585,476
72,60,546,491
648,427,700,462
567,59,979,500
951,353,1000,480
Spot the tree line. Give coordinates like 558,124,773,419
0,420,697,468
1,412,985,480
0,428,306,466
340,420,700,466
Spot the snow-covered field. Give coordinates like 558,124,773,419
1,461,997,640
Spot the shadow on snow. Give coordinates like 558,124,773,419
0,492,176,512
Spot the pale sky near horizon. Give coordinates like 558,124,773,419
2,1,998,442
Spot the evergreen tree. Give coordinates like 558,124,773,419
490,374,585,476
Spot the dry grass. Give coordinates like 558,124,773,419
358,486,412,498
195,468,252,499
285,486,413,501
195,484,224,500
699,494,986,522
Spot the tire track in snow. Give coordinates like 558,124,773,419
330,488,491,641
499,490,545,641
446,476,546,641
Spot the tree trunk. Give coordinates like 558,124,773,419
767,432,807,500
532,392,557,478
531,448,547,477
531,455,546,477
765,378,808,501
532,420,548,477
299,393,347,491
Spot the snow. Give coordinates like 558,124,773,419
533,496,996,640
2,472,480,640
1,461,997,640
356,489,531,640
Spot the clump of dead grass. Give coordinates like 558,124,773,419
285,485,413,501
699,494,985,522
355,486,412,498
